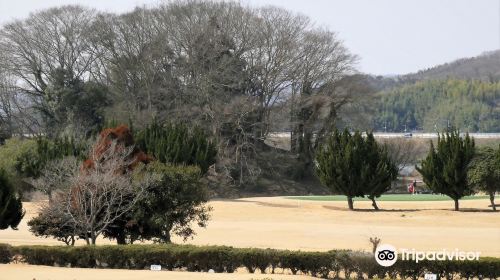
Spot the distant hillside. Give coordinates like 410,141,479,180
363,50,500,93
373,79,500,132
359,50,500,133
403,50,500,82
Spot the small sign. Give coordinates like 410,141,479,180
150,265,162,271
425,273,437,280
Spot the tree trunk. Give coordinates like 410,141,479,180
161,230,172,243
453,199,459,211
347,196,354,210
489,192,497,211
116,230,127,245
290,130,298,153
91,232,97,245
370,197,380,211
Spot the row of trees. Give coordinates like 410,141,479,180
316,130,500,211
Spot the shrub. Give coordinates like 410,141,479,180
0,169,24,230
0,243,12,263
135,121,217,174
104,163,211,244
238,248,276,273
0,137,36,179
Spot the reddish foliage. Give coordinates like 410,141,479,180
82,125,153,172
68,125,153,221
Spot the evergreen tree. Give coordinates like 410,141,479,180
41,68,109,137
15,136,87,179
315,129,397,210
0,169,24,230
104,163,210,244
135,121,217,174
467,146,500,211
416,131,475,211
364,134,398,210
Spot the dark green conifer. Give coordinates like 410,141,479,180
417,130,475,211
316,129,397,210
0,169,24,230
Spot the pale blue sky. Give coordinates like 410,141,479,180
0,0,498,75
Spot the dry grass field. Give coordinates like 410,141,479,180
1,196,499,279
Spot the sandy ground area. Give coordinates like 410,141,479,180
1,197,499,255
1,197,499,279
1,264,316,280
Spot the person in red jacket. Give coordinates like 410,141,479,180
408,181,415,194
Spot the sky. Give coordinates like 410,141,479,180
0,0,498,75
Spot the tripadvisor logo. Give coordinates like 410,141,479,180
375,244,481,266
375,244,398,267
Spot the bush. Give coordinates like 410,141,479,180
7,244,500,279
104,163,211,244
135,121,217,174
15,136,87,179
0,244,12,263
0,169,24,230
0,137,36,178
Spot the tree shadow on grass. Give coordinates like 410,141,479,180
449,208,499,213
322,205,422,212
321,206,497,213
211,198,299,208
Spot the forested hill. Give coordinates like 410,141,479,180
365,50,500,132
403,50,500,82
373,79,500,132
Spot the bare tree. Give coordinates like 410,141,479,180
0,6,101,133
30,156,80,202
285,29,358,176
65,142,158,245
0,75,16,138
245,6,310,139
0,71,43,136
381,138,422,171
93,8,176,123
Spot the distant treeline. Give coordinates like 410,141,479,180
373,79,500,132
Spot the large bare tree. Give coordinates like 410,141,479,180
0,6,101,133
30,156,80,202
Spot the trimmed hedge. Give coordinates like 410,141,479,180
3,243,500,279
